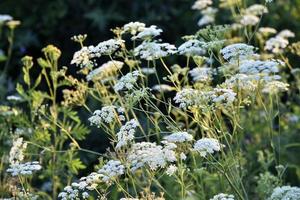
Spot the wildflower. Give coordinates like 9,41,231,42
134,41,177,60
131,25,162,40
88,106,125,127
6,95,23,102
210,193,235,200
189,67,213,82
122,21,146,35
116,119,139,149
245,4,268,16
220,43,256,62
277,30,295,38
7,161,42,176
262,81,289,94
98,160,125,183
0,14,13,23
173,88,202,109
268,186,300,200
9,137,27,164
152,84,175,92
192,0,212,10
141,67,156,75
128,142,176,171
258,27,277,35
180,152,187,160
86,60,124,81
198,7,218,27
193,138,224,157
223,74,257,91
166,165,177,176
178,39,206,56
114,70,140,91
163,132,193,143
265,36,289,54
209,88,237,106
240,14,260,26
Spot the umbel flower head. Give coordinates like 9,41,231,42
220,43,256,62
210,193,235,200
193,138,224,157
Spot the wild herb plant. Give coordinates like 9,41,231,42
1,0,300,200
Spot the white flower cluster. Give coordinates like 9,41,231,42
189,67,213,82
210,193,235,200
116,119,139,149
240,4,267,26
9,137,27,164
88,106,125,126
98,160,125,183
262,81,289,94
178,39,206,56
131,25,162,40
223,74,257,91
59,160,125,199
71,39,124,68
173,88,203,109
166,165,178,176
127,142,176,171
193,138,224,157
268,186,300,200
7,161,42,176
141,67,156,75
122,21,146,35
0,14,13,23
134,41,177,60
239,59,281,81
86,60,124,81
114,70,140,91
152,84,174,92
265,30,295,54
191,0,212,10
198,7,218,27
208,88,236,106
259,27,277,36
163,131,193,143
220,43,256,62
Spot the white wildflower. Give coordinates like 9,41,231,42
198,7,218,27
180,152,187,160
7,161,42,176
220,43,256,62
98,160,125,183
209,88,236,106
277,30,295,38
116,119,139,149
192,0,213,10
178,39,206,56
86,60,123,81
88,106,124,126
6,95,23,102
122,21,146,35
245,4,268,16
262,81,289,94
0,14,13,23
265,36,289,54
166,165,177,176
9,137,27,164
131,25,162,40
164,132,193,143
134,41,177,60
240,14,260,26
152,84,175,92
223,74,257,91
259,27,277,35
193,138,224,157
210,193,235,200
128,142,176,171
141,67,156,75
114,70,140,91
189,67,212,82
268,186,300,200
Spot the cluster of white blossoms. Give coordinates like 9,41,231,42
59,160,125,199
9,137,27,164
134,41,177,60
88,106,125,126
151,84,175,92
0,14,13,23
165,165,178,176
208,88,237,106
240,4,268,26
189,67,213,82
262,81,289,94
223,74,257,91
193,138,224,157
98,160,125,183
210,193,235,200
127,142,176,171
239,59,281,81
178,39,206,56
198,7,218,27
141,67,156,75
191,0,212,10
163,131,193,143
131,25,162,40
268,186,300,200
265,30,295,54
258,27,277,36
86,60,124,81
220,43,256,62
7,161,42,176
122,21,146,35
173,88,203,109
114,70,141,91
71,39,124,68
116,119,139,149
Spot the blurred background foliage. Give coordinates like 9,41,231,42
1,0,300,183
